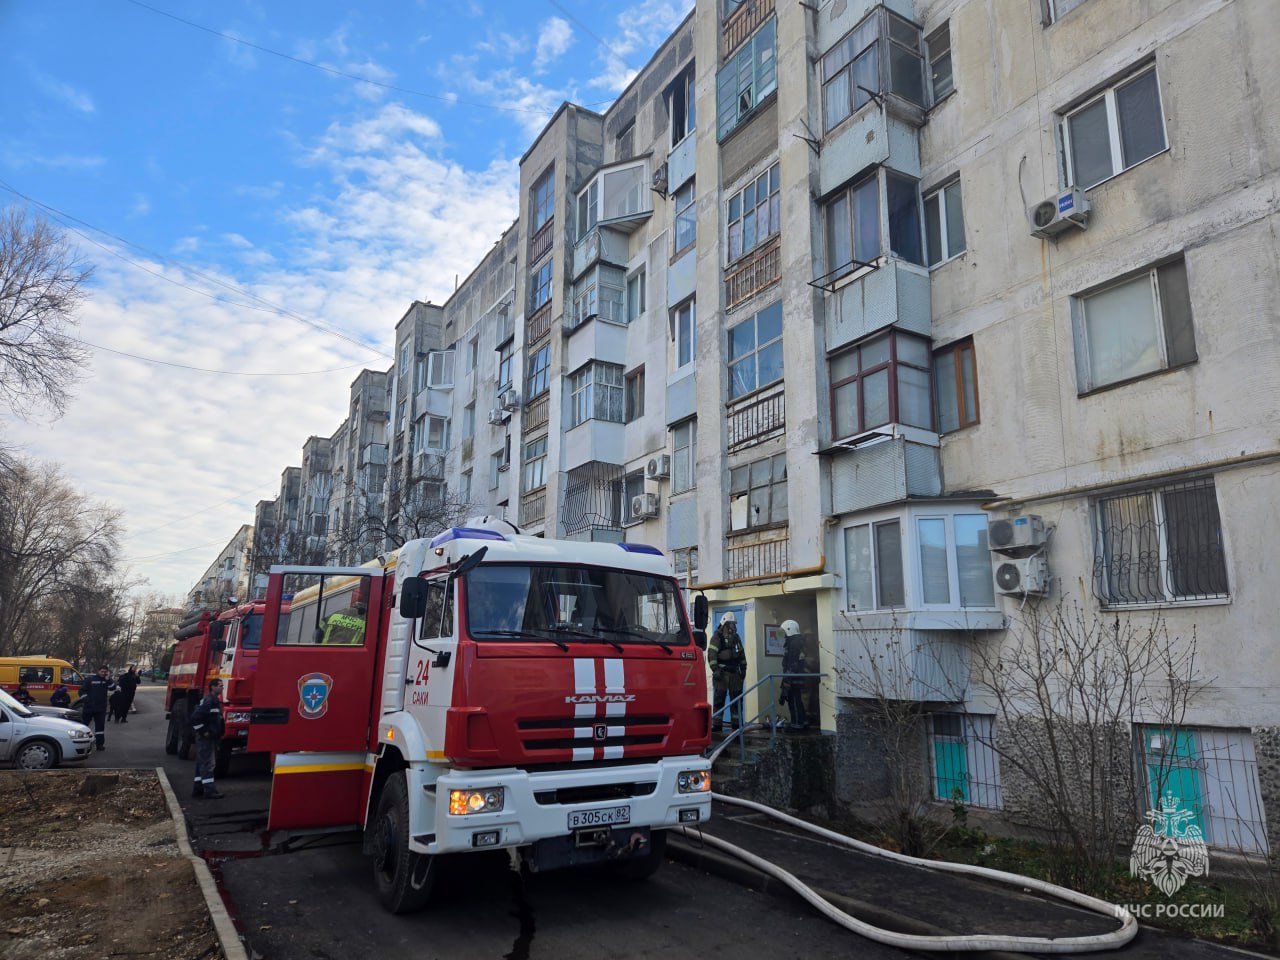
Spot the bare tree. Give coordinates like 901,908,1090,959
973,599,1205,893
330,459,470,560
0,454,123,656
0,206,93,418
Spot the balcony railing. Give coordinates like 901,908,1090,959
527,302,552,344
724,235,781,311
519,489,547,527
727,388,785,452
725,533,789,581
530,218,554,264
525,393,550,432
723,0,775,58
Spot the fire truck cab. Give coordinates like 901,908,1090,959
248,521,713,913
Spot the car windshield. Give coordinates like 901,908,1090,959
0,688,36,719
240,612,290,650
464,563,689,646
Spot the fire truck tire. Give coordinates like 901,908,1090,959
163,710,180,755
174,701,194,761
213,741,232,779
609,828,667,881
371,771,436,914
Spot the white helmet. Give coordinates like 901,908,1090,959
781,619,800,637
720,611,736,625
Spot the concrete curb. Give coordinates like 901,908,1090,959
154,766,249,960
667,832,1034,960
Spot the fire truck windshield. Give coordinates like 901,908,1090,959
464,564,689,647
239,612,291,649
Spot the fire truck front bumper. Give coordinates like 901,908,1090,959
416,756,712,858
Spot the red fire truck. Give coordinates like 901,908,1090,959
165,600,286,777
246,521,713,913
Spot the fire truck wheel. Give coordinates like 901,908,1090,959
609,828,667,881
163,710,180,755
372,771,436,914
174,701,194,761
213,741,232,779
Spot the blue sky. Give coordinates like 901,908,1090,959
1,0,693,599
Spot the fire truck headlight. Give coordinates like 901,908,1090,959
449,788,505,816
677,770,711,794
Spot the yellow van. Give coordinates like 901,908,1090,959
0,657,86,706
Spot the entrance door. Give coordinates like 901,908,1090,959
711,606,746,725
248,566,384,831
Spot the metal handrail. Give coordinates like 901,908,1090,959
710,671,824,761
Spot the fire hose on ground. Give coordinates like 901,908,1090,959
679,728,1138,953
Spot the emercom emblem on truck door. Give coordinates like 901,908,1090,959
298,672,334,719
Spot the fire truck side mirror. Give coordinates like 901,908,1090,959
693,630,707,650
400,577,427,620
692,595,708,631
211,639,227,653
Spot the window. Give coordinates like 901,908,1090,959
497,340,514,392
530,258,554,311
410,418,424,455
924,179,965,266
571,266,625,328
933,338,979,433
19,666,53,684
577,161,649,236
671,419,696,493
672,299,696,369
460,471,472,504
414,355,428,392
1093,477,1228,606
916,514,995,607
567,362,624,427
577,179,598,237
887,173,923,265
1062,65,1166,189
397,400,406,427
426,415,448,450
467,337,478,371
926,23,953,102
930,714,1002,809
531,169,555,232
821,10,924,133
462,402,475,440
400,342,411,369
526,344,550,398
625,367,645,422
427,350,454,388
670,67,696,146
727,162,780,263
490,451,503,489
728,300,783,399
626,268,646,322
845,520,905,610
824,175,880,281
616,121,635,161
622,471,646,524
674,181,696,255
830,330,933,439
278,575,371,647
522,436,547,492
1043,0,1090,23
729,453,787,531
717,17,777,140
1073,258,1195,392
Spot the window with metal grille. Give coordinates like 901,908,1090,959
1092,477,1229,606
930,713,1002,809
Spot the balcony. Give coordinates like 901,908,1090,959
525,394,550,433
727,387,785,452
519,489,546,527
413,452,445,480
725,533,789,581
834,628,968,703
575,159,651,241
828,433,941,515
530,218,554,264
360,442,388,466
725,235,781,311
572,224,629,280
824,259,931,352
723,0,774,58
560,461,624,541
527,302,552,344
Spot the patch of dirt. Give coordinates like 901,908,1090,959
0,770,223,960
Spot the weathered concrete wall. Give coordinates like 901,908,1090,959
719,733,837,813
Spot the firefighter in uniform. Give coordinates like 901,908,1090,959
708,612,747,733
321,599,367,645
189,679,225,799
79,667,115,750
779,619,808,731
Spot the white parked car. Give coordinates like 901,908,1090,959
0,688,96,770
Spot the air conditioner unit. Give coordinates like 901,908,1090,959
631,493,660,519
988,514,1048,553
646,455,671,480
1029,188,1090,239
487,408,507,426
993,556,1051,597
499,389,522,412
651,162,669,197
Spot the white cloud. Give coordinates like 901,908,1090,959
534,17,574,72
34,73,95,113
590,0,694,94
129,195,151,218
4,101,520,598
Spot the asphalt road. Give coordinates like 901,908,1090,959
72,686,930,959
